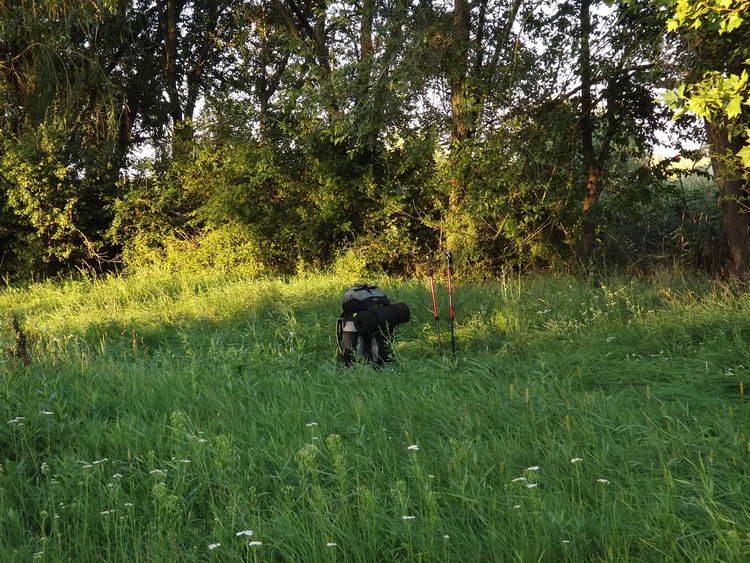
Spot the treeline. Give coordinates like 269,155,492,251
0,0,748,279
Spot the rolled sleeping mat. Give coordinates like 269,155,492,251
353,302,411,334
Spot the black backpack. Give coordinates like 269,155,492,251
336,284,410,365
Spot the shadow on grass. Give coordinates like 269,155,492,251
2,273,749,405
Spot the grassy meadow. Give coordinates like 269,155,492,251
0,269,749,561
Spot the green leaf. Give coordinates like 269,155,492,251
726,14,743,33
660,90,680,107
738,144,750,168
727,96,742,118
666,19,679,32
686,96,709,117
740,70,749,89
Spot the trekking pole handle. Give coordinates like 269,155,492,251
445,251,456,356
428,260,439,319
428,258,443,354
445,252,454,320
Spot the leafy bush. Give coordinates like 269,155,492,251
0,121,117,278
112,121,441,276
121,223,266,277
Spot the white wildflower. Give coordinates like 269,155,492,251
513,505,521,509
93,458,108,465
570,458,583,464
235,529,254,537
443,535,450,540
525,466,540,471
326,542,337,547
112,473,123,479
33,553,43,560
597,478,610,484
149,469,166,475
526,483,538,489
407,444,419,451
179,459,191,463
124,503,134,507
305,422,318,427
248,541,263,547
512,477,527,482
208,543,221,550
41,411,54,415
402,515,416,520
81,464,93,469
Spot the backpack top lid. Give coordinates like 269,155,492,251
342,284,390,314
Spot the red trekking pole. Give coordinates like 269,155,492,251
428,260,443,355
445,251,456,356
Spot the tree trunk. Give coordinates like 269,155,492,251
706,120,750,277
360,0,374,59
581,165,600,259
578,0,598,259
163,0,182,126
444,0,473,254
449,0,472,147
278,0,338,119
161,0,192,160
358,0,375,127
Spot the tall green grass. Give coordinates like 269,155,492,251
1,269,749,561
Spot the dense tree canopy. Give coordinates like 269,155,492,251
0,0,744,278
